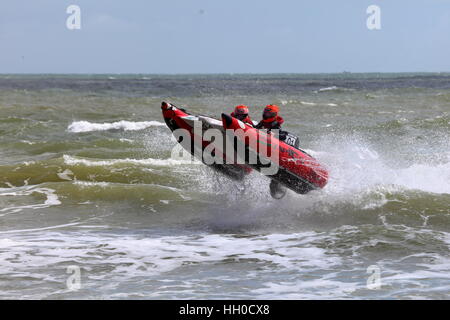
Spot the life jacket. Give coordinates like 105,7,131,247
231,105,253,125
258,115,284,129
258,104,283,129
231,111,253,125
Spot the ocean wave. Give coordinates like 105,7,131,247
318,86,339,92
0,187,61,215
320,144,450,196
372,116,450,131
0,155,201,188
1,226,449,299
280,100,337,107
300,101,317,106
63,181,191,202
314,86,353,94
392,163,450,194
62,155,199,167
67,120,165,133
0,231,341,288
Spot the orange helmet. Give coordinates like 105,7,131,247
234,105,249,115
262,104,279,121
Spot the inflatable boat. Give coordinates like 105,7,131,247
221,113,328,194
161,101,328,195
161,101,252,181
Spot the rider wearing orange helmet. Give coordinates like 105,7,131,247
255,104,284,130
255,104,287,199
231,105,253,125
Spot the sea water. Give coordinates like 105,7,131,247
0,73,449,299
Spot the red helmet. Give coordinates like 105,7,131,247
233,105,250,121
234,105,249,115
262,104,279,122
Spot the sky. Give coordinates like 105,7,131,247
1,0,449,73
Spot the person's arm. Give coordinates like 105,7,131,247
276,116,284,127
270,121,281,130
269,117,284,130
255,121,264,129
244,117,254,126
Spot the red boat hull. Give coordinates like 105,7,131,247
161,101,328,194
161,102,252,181
221,113,328,194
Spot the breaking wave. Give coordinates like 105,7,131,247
68,120,165,133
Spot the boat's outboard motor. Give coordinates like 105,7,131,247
279,131,300,149
270,180,287,199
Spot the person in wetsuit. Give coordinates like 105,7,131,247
255,104,287,199
230,105,253,126
255,104,284,131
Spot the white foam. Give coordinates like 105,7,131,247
253,279,358,299
318,86,338,92
67,120,165,133
393,163,450,194
0,187,61,215
300,101,317,106
314,141,450,196
21,140,36,145
73,181,110,187
57,169,74,181
1,228,449,299
63,155,200,167
0,222,81,234
0,231,340,280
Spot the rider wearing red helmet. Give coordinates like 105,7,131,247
231,105,253,126
255,104,284,130
255,104,287,199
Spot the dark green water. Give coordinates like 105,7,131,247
0,74,449,299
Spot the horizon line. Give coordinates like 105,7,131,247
1,71,450,76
